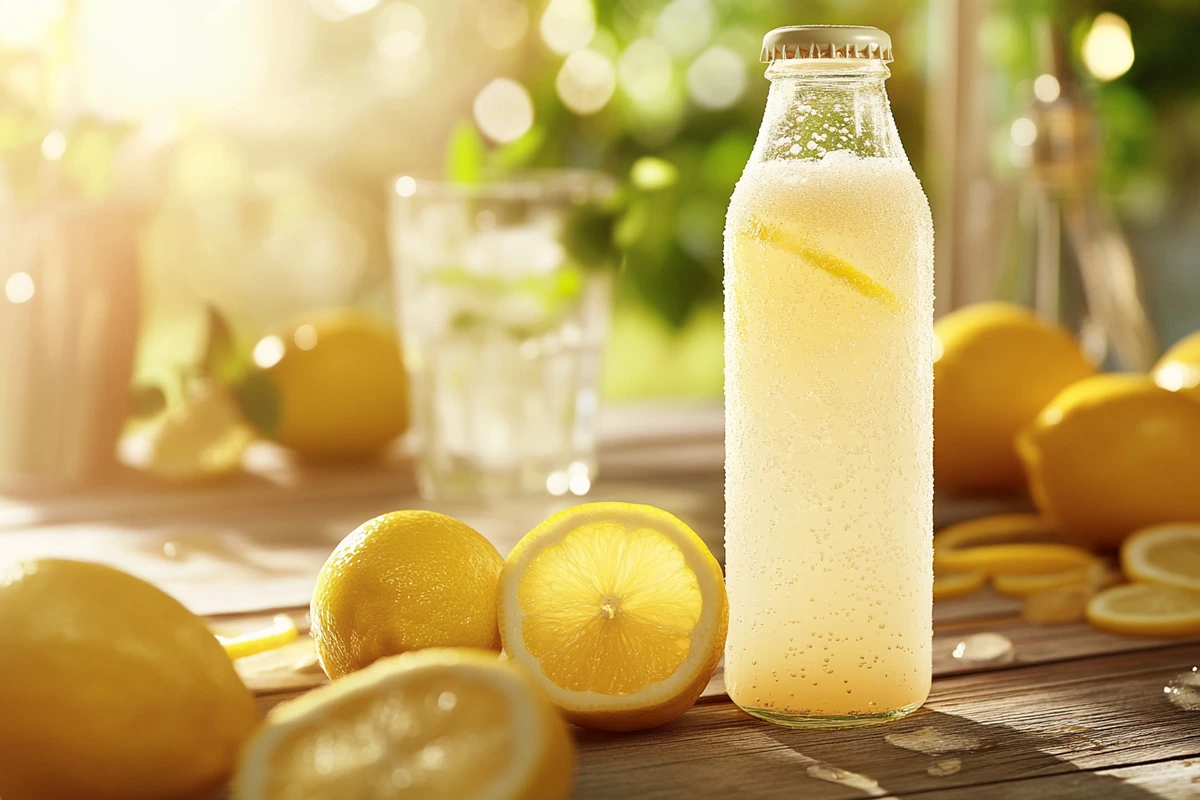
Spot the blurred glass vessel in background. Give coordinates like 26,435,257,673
390,172,615,500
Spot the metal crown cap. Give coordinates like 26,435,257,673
760,25,893,64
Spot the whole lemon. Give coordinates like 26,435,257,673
0,559,258,800
311,511,504,680
934,303,1095,493
1152,330,1200,404
1017,374,1200,548
240,309,409,461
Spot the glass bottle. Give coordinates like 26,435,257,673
723,26,935,728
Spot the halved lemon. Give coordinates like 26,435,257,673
933,571,987,601
497,502,728,732
1121,524,1200,592
1086,583,1200,637
233,648,574,800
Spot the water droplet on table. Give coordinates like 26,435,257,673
885,726,986,754
950,632,1013,663
804,763,881,794
927,758,962,777
1164,667,1200,711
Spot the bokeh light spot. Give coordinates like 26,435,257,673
1083,13,1134,82
540,0,594,55
394,175,417,196
373,3,425,57
473,78,534,143
293,324,319,351
1010,117,1037,147
556,48,616,115
5,272,35,304
1033,73,1060,103
686,45,745,110
654,0,713,56
40,130,67,161
253,335,286,369
619,38,673,106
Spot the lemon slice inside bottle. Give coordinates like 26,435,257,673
751,216,898,308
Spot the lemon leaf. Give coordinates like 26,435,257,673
236,372,281,438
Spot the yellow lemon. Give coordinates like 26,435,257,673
1152,330,1200,403
498,502,728,732
1121,524,1200,592
146,382,255,481
240,309,409,461
233,648,574,800
0,559,257,800
1086,583,1200,637
934,303,1095,493
1017,374,1200,549
311,511,504,680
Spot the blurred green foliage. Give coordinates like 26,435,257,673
991,0,1200,213
495,0,930,327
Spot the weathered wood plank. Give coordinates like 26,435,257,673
570,644,1200,799
877,757,1200,799
219,605,1200,699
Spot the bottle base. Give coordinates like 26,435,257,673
737,699,924,730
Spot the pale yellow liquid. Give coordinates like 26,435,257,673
724,150,934,726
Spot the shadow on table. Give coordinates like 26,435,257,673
573,706,1159,800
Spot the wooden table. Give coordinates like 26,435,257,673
3,405,1198,799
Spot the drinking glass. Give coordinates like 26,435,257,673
389,171,615,500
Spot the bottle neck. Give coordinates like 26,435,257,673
750,59,905,164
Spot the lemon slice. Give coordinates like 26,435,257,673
933,571,986,601
935,543,1093,576
1121,524,1200,592
993,559,1115,597
934,513,1059,551
1086,584,1200,637
497,502,728,732
934,514,1091,576
216,615,299,660
751,216,898,308
233,648,574,800
1023,586,1093,624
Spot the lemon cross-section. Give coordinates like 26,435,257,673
750,215,899,308
499,503,728,732
517,520,703,695
234,649,574,800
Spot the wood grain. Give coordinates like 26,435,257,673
570,644,1200,800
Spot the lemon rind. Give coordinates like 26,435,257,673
1121,524,1200,592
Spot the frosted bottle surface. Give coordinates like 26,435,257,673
723,27,934,729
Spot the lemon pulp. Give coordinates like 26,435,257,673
264,671,517,799
518,520,703,695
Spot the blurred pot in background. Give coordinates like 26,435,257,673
0,202,140,488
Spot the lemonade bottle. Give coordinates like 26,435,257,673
723,26,934,728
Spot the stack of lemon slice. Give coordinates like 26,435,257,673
933,514,1200,636
1087,524,1200,636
